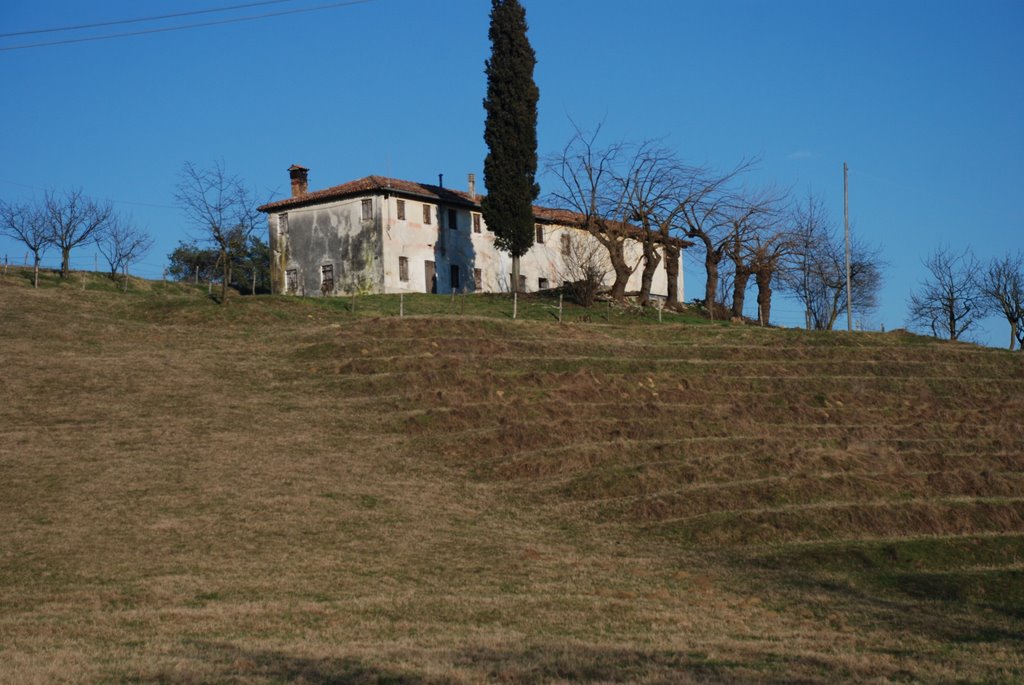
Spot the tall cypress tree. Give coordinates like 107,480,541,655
482,0,539,293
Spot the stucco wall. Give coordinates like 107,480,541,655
270,197,383,296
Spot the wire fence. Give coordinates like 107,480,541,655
3,253,891,332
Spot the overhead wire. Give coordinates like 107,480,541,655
0,0,377,52
0,0,299,38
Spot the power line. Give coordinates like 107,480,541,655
0,0,299,38
0,0,377,52
0,178,177,210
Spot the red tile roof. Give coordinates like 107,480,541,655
258,175,477,212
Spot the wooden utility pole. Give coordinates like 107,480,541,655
844,162,852,332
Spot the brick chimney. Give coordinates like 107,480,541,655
289,164,309,197
467,173,476,200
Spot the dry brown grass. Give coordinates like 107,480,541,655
1,277,1022,683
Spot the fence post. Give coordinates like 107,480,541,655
400,292,404,318
658,303,663,324
558,293,563,323
513,291,518,320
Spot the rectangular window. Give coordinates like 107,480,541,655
422,204,432,224
399,256,409,282
450,264,461,292
321,264,334,294
538,277,549,290
448,208,458,230
472,212,481,233
474,268,482,291
279,213,289,234
561,233,571,256
396,199,406,220
519,274,527,291
535,224,544,244
361,199,373,221
285,268,298,294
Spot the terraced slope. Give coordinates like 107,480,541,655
1,281,1022,683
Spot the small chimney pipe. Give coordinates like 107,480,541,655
438,173,444,188
468,173,476,200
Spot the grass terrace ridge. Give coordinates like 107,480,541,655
1,270,1022,684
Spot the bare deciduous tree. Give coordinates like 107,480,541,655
0,200,51,288
96,215,153,286
782,195,883,330
980,252,1024,350
547,126,642,302
719,188,787,322
678,162,753,311
619,143,680,307
175,161,261,305
557,231,609,307
44,188,114,278
908,246,982,341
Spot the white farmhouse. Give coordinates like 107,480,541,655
258,165,686,299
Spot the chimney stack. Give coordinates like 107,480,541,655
468,173,476,200
289,164,309,197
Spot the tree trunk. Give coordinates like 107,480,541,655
608,242,630,301
756,269,773,325
704,252,719,308
638,242,661,307
663,244,681,309
732,268,751,319
1010,321,1018,351
220,248,229,305
33,253,40,289
511,254,520,293
60,247,71,279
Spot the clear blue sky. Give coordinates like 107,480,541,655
2,0,1022,344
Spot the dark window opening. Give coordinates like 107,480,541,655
474,268,482,290
448,208,458,230
472,213,481,233
399,256,409,282
320,264,334,294
285,268,298,294
538,277,549,290
561,233,571,256
535,224,544,244
518,274,527,291
361,199,373,221
423,204,432,224
397,200,406,220
450,264,461,292
279,213,289,234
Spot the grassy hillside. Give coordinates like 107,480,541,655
1,272,1022,684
